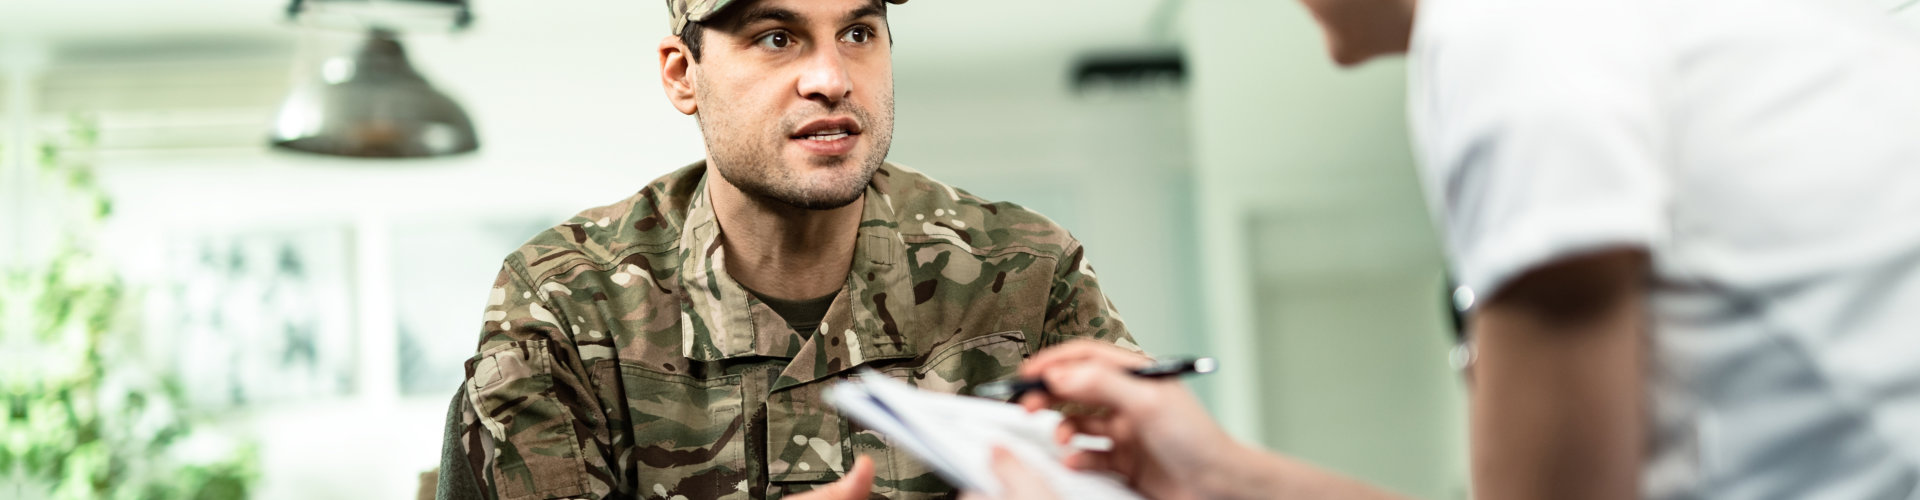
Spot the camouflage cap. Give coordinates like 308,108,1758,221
668,0,910,36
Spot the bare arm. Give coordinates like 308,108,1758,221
1468,249,1648,500
1221,451,1411,500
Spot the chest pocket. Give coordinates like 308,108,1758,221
621,365,749,500
857,330,1030,499
905,330,1029,396
765,383,851,490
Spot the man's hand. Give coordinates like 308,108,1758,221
785,455,876,500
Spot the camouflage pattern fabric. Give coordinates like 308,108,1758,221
666,0,910,35
445,162,1138,500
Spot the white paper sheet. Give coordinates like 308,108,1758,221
827,370,1145,499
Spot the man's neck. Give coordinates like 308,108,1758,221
705,166,863,302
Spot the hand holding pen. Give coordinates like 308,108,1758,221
974,356,1218,401
982,340,1254,500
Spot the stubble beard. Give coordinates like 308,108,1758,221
698,92,895,211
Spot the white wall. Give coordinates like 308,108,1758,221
1183,0,1467,497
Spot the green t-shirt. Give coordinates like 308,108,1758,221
746,288,838,339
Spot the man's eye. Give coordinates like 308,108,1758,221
757,31,794,49
841,26,872,44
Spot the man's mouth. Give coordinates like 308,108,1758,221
798,128,853,142
790,118,863,156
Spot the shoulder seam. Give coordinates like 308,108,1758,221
515,244,684,286
901,235,1071,261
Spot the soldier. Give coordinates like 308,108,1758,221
434,0,1139,499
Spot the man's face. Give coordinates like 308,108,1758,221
689,0,894,210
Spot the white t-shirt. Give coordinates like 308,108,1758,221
1409,0,1920,497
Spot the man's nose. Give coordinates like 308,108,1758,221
796,46,853,106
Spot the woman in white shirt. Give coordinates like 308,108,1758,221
957,0,1920,499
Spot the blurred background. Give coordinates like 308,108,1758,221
6,0,1915,498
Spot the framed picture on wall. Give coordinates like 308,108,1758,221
155,225,359,408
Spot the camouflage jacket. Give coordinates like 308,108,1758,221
444,162,1137,500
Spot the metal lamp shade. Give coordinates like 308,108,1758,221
271,30,478,158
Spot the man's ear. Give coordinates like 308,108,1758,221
659,35,698,115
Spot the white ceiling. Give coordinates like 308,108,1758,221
0,0,1181,69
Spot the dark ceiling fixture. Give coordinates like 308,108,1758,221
1070,49,1186,94
270,0,478,159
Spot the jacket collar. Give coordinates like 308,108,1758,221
674,165,918,388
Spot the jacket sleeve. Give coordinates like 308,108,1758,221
455,261,617,500
1040,239,1140,351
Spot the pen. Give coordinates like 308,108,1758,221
972,356,1218,401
